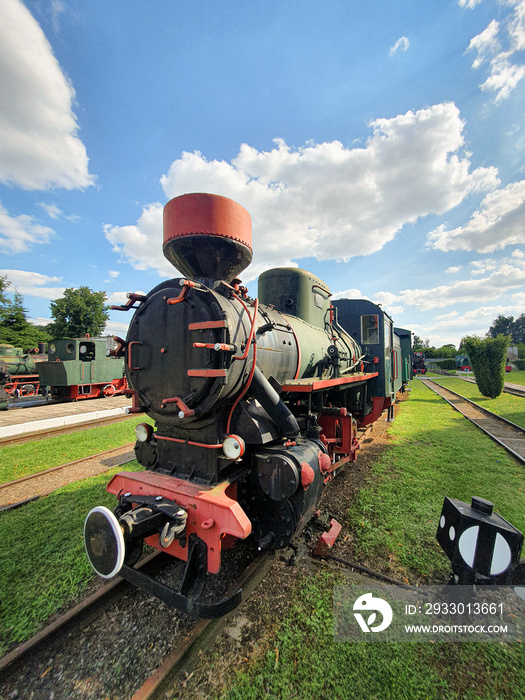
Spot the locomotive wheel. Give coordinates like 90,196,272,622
101,384,116,397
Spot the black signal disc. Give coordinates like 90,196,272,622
84,506,125,579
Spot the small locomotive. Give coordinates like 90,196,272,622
84,193,410,617
412,351,427,375
0,344,47,406
37,337,128,400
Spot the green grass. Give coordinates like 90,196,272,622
0,460,144,655
507,370,525,386
428,376,525,430
0,415,152,484
217,380,525,700
221,571,525,700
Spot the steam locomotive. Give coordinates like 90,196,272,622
84,193,410,617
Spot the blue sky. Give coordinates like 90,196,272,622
1,0,524,348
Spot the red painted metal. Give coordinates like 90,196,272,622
300,462,315,490
166,284,190,306
358,395,391,427
317,411,359,464
156,435,222,449
231,296,258,361
127,341,141,371
193,342,236,352
187,369,227,378
313,518,342,556
188,320,227,331
163,193,252,252
160,395,195,416
280,372,379,393
106,471,252,573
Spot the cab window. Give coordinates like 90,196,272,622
361,314,379,344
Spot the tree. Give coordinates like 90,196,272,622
462,334,510,399
412,335,429,351
487,313,525,344
47,287,109,338
0,278,51,348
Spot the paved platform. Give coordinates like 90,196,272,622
0,395,134,439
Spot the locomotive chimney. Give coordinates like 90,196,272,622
163,193,252,283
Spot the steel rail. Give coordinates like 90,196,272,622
432,371,525,398
0,551,162,677
0,442,135,491
421,378,525,465
130,552,274,700
0,412,136,447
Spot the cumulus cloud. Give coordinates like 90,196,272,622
465,0,525,101
389,36,410,57
0,0,94,190
375,256,525,312
0,203,56,253
427,180,525,252
104,203,173,277
106,103,499,281
0,268,65,299
446,266,461,273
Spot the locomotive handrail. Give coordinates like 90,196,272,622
127,341,142,371
232,296,259,361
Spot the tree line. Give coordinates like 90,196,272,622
413,313,525,359
0,275,109,349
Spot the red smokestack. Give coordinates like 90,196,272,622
163,193,252,283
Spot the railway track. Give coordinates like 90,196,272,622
0,412,135,447
432,371,525,398
0,405,392,698
421,378,525,464
0,443,136,511
0,550,274,700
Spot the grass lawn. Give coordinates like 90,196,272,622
508,370,525,386
219,380,525,700
0,460,144,655
428,376,525,430
0,415,152,484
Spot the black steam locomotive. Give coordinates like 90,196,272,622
84,193,410,617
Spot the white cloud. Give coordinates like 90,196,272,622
427,180,525,252
385,257,525,311
0,0,94,190
332,288,365,300
465,1,525,101
0,268,65,299
108,270,120,279
0,203,56,253
459,0,483,8
389,36,410,57
107,103,499,281
104,203,174,277
38,202,62,219
466,20,500,69
446,266,461,273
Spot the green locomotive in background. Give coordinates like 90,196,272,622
37,337,128,400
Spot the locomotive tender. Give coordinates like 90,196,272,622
84,193,410,617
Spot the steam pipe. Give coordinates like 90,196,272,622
250,365,301,438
